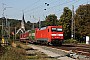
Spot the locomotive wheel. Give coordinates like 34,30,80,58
59,42,62,46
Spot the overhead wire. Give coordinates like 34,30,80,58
55,0,80,15
43,0,77,17
13,0,41,18
53,0,86,14
48,0,76,9
55,0,89,19
25,0,60,14
25,0,60,19
38,0,88,20
31,0,78,20
26,0,60,22
31,0,63,16
23,0,41,11
38,0,78,20
22,0,90,21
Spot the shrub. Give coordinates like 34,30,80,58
0,47,26,60
64,39,78,44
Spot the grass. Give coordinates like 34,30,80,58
26,51,57,60
0,46,26,60
64,39,78,44
0,42,58,60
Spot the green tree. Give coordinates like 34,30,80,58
45,14,58,26
75,4,90,40
59,7,72,39
25,21,32,30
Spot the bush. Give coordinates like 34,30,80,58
64,39,78,44
0,46,26,60
0,46,6,56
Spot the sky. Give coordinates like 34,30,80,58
0,0,90,23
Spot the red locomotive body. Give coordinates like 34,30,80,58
20,32,29,41
35,26,64,45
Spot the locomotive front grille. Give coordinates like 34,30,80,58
51,34,63,36
51,34,63,39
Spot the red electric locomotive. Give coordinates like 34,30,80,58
20,31,29,41
35,26,64,45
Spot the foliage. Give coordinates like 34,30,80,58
75,4,90,39
64,39,78,44
31,30,35,33
0,4,90,41
0,18,32,39
0,46,26,60
25,21,32,30
0,46,6,56
40,21,47,27
45,14,58,26
59,7,72,39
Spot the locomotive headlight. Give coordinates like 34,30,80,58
60,37,63,39
52,36,54,38
58,34,63,36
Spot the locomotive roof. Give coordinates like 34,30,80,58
39,26,62,30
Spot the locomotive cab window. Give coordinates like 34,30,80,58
51,28,62,32
57,28,62,32
51,28,56,32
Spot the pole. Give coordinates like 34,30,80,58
2,19,3,38
6,15,7,27
71,5,74,39
2,3,5,38
39,17,41,29
87,0,88,4
15,27,16,40
2,3,12,39
9,22,10,40
32,23,34,30
73,5,75,39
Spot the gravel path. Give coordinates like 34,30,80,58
27,44,76,60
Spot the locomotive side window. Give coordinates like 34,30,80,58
48,29,49,32
51,28,62,32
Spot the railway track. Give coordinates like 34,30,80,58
48,44,90,56
28,44,90,60
30,42,90,56
28,40,90,57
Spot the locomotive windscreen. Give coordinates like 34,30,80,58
51,28,62,32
